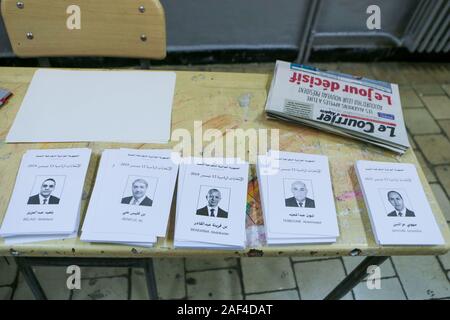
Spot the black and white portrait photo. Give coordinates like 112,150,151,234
284,179,315,208
196,186,230,219
121,176,157,207
385,190,415,217
27,176,65,205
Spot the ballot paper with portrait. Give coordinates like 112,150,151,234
81,149,179,247
174,158,249,249
257,150,339,245
355,160,444,245
0,148,91,244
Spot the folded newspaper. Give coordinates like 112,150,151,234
265,61,410,154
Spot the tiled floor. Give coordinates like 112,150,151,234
1,254,448,300
0,62,449,300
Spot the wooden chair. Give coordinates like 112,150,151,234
1,0,166,59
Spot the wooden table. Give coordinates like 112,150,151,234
0,67,449,299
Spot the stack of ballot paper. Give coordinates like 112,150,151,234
0,148,91,244
257,150,340,245
355,160,444,245
81,149,179,247
174,158,249,249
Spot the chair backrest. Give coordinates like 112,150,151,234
1,0,166,59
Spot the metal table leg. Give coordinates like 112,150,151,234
324,256,389,300
144,258,159,300
14,257,48,300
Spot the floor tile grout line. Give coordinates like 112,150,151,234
80,274,129,280
416,93,448,97
291,257,338,264
409,132,419,152
358,275,401,283
406,122,443,140
3,256,11,265
413,139,449,183
434,255,450,280
413,132,450,138
186,264,243,300
0,285,13,300
428,181,450,214
79,274,129,286
240,257,300,299
415,101,450,124
429,296,450,300
183,258,188,300
389,257,409,300
436,120,450,141
288,257,302,300
0,256,17,292
403,106,425,109
244,287,301,298
185,265,241,274
9,266,20,300
431,167,450,199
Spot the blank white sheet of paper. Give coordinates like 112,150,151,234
6,69,176,143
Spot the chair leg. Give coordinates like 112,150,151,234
143,258,158,300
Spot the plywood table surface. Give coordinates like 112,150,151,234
0,67,449,258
